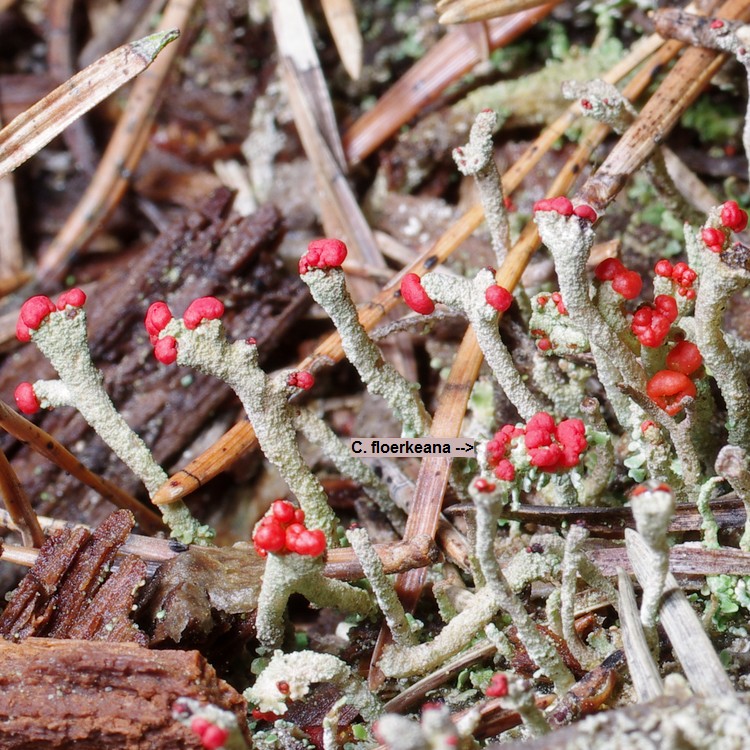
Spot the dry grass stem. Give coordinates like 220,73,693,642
343,2,561,164
0,29,178,178
617,569,664,701
439,0,565,24
271,0,347,169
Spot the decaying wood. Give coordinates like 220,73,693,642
0,510,146,644
0,637,250,749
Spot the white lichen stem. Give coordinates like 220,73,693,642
301,267,430,436
715,445,750,550
30,309,209,544
560,525,595,669
162,317,338,541
346,527,415,646
452,109,510,265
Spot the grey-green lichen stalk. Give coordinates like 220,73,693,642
14,292,211,544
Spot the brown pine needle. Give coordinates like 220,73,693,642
0,29,178,177
0,448,43,548
320,0,363,80
38,0,195,276
439,0,565,24
343,2,562,165
0,400,164,533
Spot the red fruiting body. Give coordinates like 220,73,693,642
581,99,592,110
287,371,315,390
631,295,677,348
654,259,673,277
201,724,229,750
145,301,173,342
486,673,509,698
503,197,516,211
710,18,724,28
721,201,748,232
666,340,703,376
494,459,515,482
56,288,86,310
272,499,296,524
671,262,697,289
573,204,597,222
277,681,290,694
551,291,567,315
299,238,348,274
525,412,587,471
14,382,40,415
537,338,552,351
485,285,513,312
18,296,56,341
646,370,697,416
610,269,642,300
154,336,178,365
474,478,496,493
533,196,574,216
701,227,726,249
640,420,656,433
252,709,280,722
253,502,325,557
253,518,287,557
595,258,624,281
400,273,435,315
191,717,211,737
184,297,224,330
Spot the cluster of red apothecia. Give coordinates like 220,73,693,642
399,272,514,317
253,500,327,558
480,412,588,484
700,200,748,253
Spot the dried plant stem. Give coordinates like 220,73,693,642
0,448,43,547
320,0,363,80
617,569,664,701
626,529,735,697
0,29,178,177
38,0,194,275
0,113,23,279
439,0,558,24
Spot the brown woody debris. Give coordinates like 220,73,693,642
0,637,250,749
0,510,146,643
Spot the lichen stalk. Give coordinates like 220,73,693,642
693,242,750,452
452,109,510,265
628,483,675,642
23,303,209,544
160,316,339,541
301,266,430,437
255,553,375,648
346,527,415,646
421,269,546,421
715,445,750,550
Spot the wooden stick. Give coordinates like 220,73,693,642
0,399,165,532
577,0,750,212
0,30,178,177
